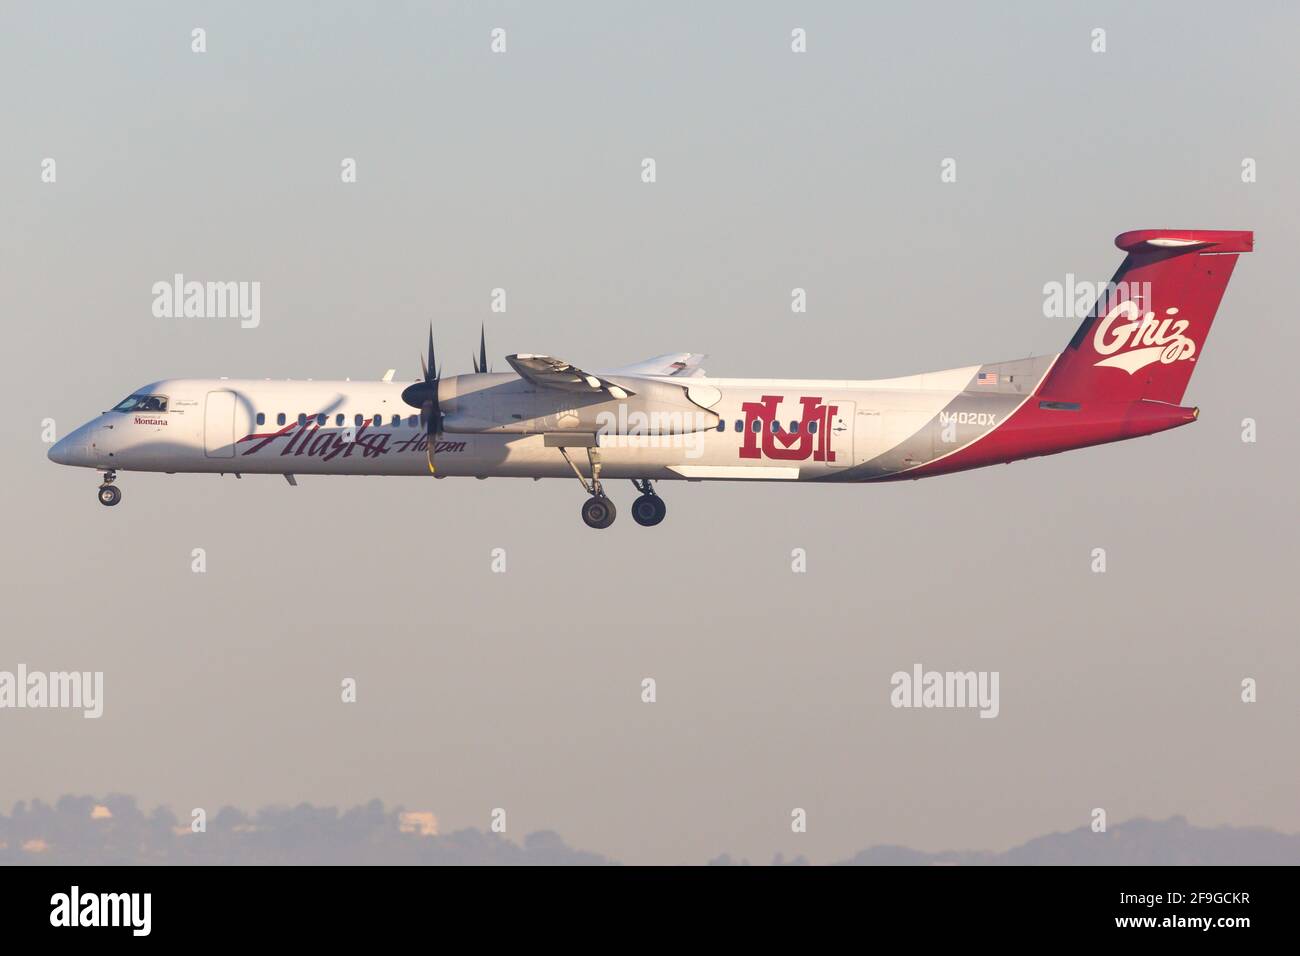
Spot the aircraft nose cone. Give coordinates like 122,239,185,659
48,434,85,466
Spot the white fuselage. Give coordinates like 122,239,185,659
50,362,1041,484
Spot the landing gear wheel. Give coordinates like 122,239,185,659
98,484,121,507
581,495,617,529
631,493,666,527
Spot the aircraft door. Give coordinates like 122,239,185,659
204,390,237,458
825,401,855,467
855,408,883,466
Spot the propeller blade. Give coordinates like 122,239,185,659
400,325,444,473
425,404,440,474
404,324,442,409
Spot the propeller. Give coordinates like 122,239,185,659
400,326,442,473
401,325,491,474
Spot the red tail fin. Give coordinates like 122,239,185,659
1038,229,1253,405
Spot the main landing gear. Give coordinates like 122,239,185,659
97,470,121,507
556,444,617,529
581,495,617,530
554,445,666,529
630,478,666,527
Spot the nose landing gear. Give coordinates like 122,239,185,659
97,470,121,507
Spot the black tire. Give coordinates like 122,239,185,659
631,494,666,527
581,496,617,529
98,485,121,507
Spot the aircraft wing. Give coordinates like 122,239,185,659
506,354,635,399
602,353,708,378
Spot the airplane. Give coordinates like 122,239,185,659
48,229,1252,528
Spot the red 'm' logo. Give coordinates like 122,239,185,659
738,395,837,462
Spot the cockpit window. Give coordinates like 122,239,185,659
113,394,168,413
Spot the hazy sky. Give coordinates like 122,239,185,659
2,1,1297,865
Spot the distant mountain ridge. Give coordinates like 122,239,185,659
835,816,1300,866
2,797,1295,865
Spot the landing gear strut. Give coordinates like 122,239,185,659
97,470,121,507
558,444,617,529
630,479,666,527
554,447,668,530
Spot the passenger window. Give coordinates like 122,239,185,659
716,419,725,432
391,414,400,426
335,414,344,426
751,420,761,432
808,420,818,434
316,414,327,426
277,413,286,426
256,412,265,426
790,421,799,433
297,414,307,426
770,421,780,433
734,419,742,432
408,415,418,427
374,414,383,427
354,414,363,427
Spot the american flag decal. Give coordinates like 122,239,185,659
977,371,998,385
